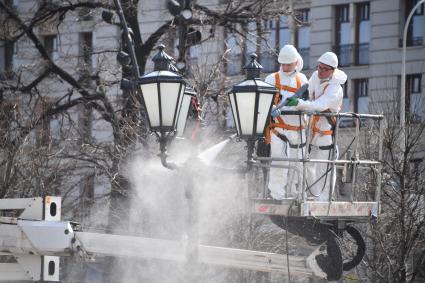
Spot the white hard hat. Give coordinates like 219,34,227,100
278,45,299,64
318,52,338,68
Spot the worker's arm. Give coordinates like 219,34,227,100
295,84,343,112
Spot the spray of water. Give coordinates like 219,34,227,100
112,134,251,283
59,132,311,283
197,134,237,165
61,132,307,282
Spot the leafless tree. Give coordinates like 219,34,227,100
351,87,425,282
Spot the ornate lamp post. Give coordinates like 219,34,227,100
138,45,186,168
228,53,277,164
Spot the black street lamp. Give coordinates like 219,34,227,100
228,53,276,163
138,45,186,168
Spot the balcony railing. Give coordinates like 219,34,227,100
356,43,369,65
399,37,424,47
333,43,369,67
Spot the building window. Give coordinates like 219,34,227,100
43,35,58,59
35,99,52,147
334,3,370,67
78,0,93,21
5,41,14,72
79,173,95,221
356,2,370,65
340,81,355,127
260,19,277,73
278,15,291,49
260,14,305,72
406,74,423,123
402,0,425,46
4,0,19,9
225,27,243,76
410,158,423,183
0,101,19,145
79,105,92,144
295,9,310,69
354,79,369,113
79,32,93,74
341,81,351,112
186,45,200,75
243,21,258,65
1,41,15,80
335,5,352,67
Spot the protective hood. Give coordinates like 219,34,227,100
280,53,304,77
295,53,304,73
329,69,347,85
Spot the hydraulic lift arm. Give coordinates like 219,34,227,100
0,197,326,281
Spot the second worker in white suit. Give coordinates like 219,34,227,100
285,51,347,201
265,45,308,200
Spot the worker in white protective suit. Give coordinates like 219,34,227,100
285,51,347,201
264,45,308,200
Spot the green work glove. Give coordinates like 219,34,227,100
285,96,299,106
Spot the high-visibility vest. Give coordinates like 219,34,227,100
265,72,303,144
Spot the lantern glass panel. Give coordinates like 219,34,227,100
235,92,255,135
160,82,183,127
176,94,192,137
140,83,160,127
229,93,241,136
256,92,274,134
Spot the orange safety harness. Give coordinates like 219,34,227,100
310,84,336,138
265,72,303,144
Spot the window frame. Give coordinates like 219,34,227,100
43,34,58,59
295,9,311,69
405,73,423,123
403,0,425,46
354,78,369,113
224,25,243,76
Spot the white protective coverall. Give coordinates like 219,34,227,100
295,68,347,201
265,56,308,200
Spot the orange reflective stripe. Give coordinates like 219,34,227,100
310,84,334,136
274,73,301,95
265,125,271,144
274,72,281,104
275,116,304,131
274,72,280,89
280,85,298,93
311,115,333,136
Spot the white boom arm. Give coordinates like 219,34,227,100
0,197,326,281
